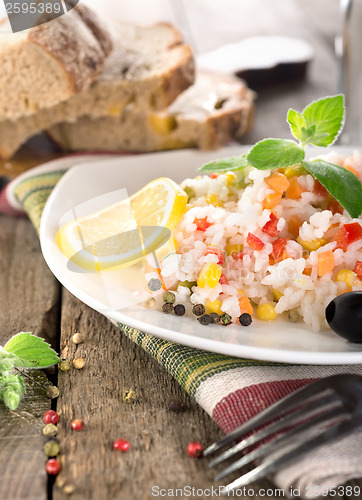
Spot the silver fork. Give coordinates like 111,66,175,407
204,374,362,494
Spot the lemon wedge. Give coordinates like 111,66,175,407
56,177,187,271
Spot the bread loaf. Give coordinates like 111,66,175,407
0,4,112,121
47,72,255,152
0,21,194,159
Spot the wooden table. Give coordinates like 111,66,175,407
1,1,361,499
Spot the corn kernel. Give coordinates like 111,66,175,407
226,243,244,256
197,263,222,288
297,237,327,252
225,172,237,185
283,165,306,178
148,114,177,135
205,194,223,207
335,269,357,288
205,299,223,315
257,303,277,321
272,288,283,301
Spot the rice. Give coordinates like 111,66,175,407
147,151,362,331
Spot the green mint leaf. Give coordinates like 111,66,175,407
4,332,59,369
301,95,345,147
199,154,249,173
287,108,306,141
247,139,305,170
302,159,362,218
0,374,25,410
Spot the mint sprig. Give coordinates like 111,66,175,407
199,154,249,173
246,139,304,169
302,160,362,219
0,332,59,410
198,95,362,218
288,95,345,147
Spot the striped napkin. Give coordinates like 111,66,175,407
1,154,362,497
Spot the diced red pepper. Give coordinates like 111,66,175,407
194,217,211,231
246,233,264,251
204,247,224,265
210,173,218,179
233,251,245,261
353,260,362,278
326,198,343,215
271,238,290,263
313,180,328,197
333,222,362,251
219,274,228,285
262,213,280,237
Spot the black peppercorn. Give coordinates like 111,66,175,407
174,304,186,316
162,303,174,314
209,313,220,324
197,314,212,325
192,304,205,316
239,313,252,326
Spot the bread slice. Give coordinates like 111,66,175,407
47,72,255,152
0,22,194,159
0,4,112,121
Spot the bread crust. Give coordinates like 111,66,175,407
28,4,112,94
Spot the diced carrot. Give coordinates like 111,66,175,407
239,295,254,315
270,238,290,264
263,191,283,209
210,173,218,179
317,250,335,277
285,177,306,199
353,260,362,278
303,267,312,276
288,215,303,238
333,222,362,251
262,213,280,237
326,198,343,214
344,163,360,178
194,217,211,231
313,180,328,197
265,172,290,193
246,233,264,251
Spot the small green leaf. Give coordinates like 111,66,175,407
4,332,59,369
287,108,306,142
247,139,305,170
301,95,345,147
302,159,362,218
199,154,249,173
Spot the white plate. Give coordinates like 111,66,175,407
40,146,362,364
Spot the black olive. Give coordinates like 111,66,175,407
325,292,362,343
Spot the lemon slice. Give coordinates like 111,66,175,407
56,177,187,271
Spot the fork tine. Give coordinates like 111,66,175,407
215,405,346,481
223,416,356,493
204,377,336,457
208,393,340,469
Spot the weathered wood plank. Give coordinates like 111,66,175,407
0,216,60,500
0,216,60,348
54,290,230,499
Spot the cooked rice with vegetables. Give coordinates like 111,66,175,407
145,96,362,332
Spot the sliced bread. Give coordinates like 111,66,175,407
0,4,112,121
47,72,255,152
0,22,194,159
